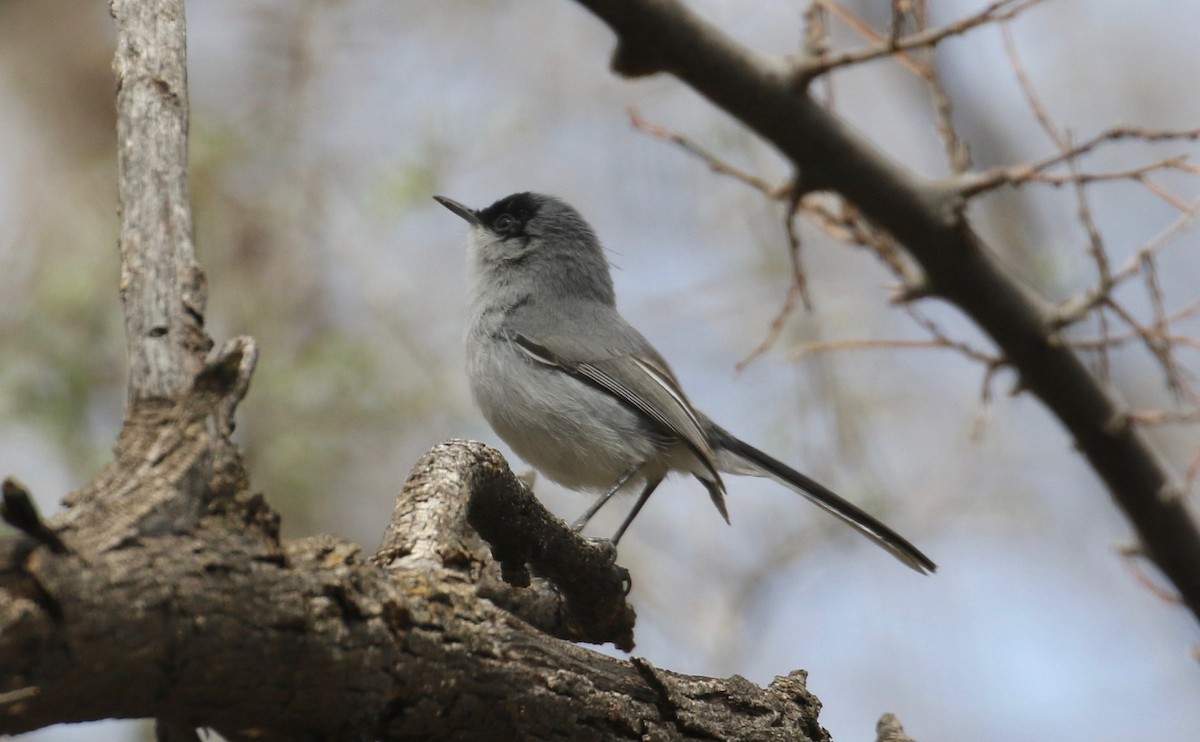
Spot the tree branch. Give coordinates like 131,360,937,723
0,438,831,739
570,0,1200,623
113,0,210,408
374,440,637,651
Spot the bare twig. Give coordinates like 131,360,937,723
783,193,815,312
1104,300,1196,401
795,0,1043,80
1126,409,1200,426
628,110,815,366
1050,198,1200,338
802,1,838,106
734,196,814,372
909,0,972,173
738,282,806,372
803,199,920,287
1071,331,1200,354
0,688,39,707
959,129,1200,197
1120,545,1184,604
627,108,788,197
790,329,999,369
998,23,1200,399
1111,197,1200,283
1002,26,1113,289
791,337,967,357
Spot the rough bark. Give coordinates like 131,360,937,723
0,434,833,740
113,0,209,407
570,0,1200,624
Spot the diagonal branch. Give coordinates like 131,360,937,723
570,0,1200,624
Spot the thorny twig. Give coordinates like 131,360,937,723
1104,300,1196,401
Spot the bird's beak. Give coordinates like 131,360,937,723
433,195,483,227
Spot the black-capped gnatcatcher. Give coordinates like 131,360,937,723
435,192,936,574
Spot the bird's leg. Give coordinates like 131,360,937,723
571,463,641,531
609,476,664,546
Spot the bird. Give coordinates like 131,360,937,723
435,191,936,574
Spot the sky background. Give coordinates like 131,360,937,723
2,1,1199,740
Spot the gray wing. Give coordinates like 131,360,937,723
505,301,725,498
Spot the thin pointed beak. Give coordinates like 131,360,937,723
433,195,483,227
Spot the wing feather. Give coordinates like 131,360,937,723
509,332,723,489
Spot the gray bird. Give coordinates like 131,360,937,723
435,192,936,574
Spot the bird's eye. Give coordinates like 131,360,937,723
494,214,516,233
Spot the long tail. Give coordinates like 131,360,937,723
706,421,937,574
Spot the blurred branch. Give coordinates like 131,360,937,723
627,109,923,340
994,26,1199,401
959,125,1200,200
790,305,1001,369
572,0,1200,626
625,107,818,366
1127,409,1200,426
877,712,922,742
907,1,973,175
1121,545,1184,604
793,0,1044,81
628,106,789,197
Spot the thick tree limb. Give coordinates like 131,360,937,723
375,440,636,650
570,0,1200,624
0,435,832,740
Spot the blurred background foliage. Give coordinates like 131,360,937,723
1,1,1199,740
